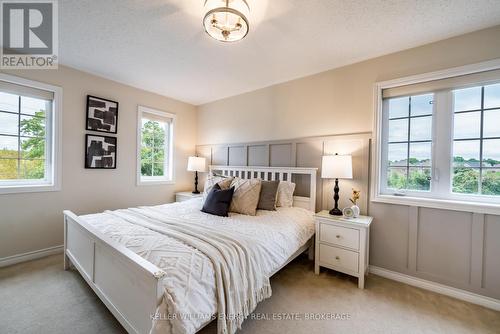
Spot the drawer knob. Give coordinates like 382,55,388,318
335,256,340,260
336,235,341,238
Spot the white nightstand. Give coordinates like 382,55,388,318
175,192,203,202
314,210,373,289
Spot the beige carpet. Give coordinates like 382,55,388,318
1,254,499,334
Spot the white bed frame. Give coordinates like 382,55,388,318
63,166,317,334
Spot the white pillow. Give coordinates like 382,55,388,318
276,181,296,207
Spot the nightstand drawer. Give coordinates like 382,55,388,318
319,244,359,273
320,223,359,250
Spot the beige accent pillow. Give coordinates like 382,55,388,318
203,175,234,202
229,177,262,216
276,181,296,207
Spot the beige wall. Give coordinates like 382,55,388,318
0,66,197,259
197,25,500,145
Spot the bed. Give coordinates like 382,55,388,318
63,166,317,334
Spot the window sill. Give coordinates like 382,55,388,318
371,194,500,215
0,183,60,195
137,179,175,186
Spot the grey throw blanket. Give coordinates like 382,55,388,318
107,207,273,334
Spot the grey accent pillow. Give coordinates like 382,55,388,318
257,180,279,211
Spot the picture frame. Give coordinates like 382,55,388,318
85,134,117,169
86,95,119,134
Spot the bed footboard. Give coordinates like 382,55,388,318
63,210,165,334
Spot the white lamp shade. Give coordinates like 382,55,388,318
321,155,353,179
187,156,207,172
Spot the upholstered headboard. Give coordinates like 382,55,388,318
209,165,317,212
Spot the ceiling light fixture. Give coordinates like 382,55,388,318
203,0,250,43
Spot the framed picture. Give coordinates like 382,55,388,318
85,134,117,169
86,95,119,134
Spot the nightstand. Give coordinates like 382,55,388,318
314,210,373,289
175,192,203,202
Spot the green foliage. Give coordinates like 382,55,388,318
388,156,500,195
452,168,479,194
387,169,406,190
0,111,45,180
0,157,17,179
482,170,500,195
408,168,431,190
20,112,45,179
141,120,166,177
388,168,431,191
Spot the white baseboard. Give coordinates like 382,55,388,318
369,265,500,311
0,245,64,268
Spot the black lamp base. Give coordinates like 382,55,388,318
192,171,200,194
329,207,343,216
329,178,343,216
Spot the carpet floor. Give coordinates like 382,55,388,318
1,254,499,334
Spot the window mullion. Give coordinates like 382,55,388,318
17,96,21,179
406,97,411,188
432,91,452,198
478,87,485,194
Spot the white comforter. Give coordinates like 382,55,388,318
80,199,314,334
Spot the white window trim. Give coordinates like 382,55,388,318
0,73,62,195
371,58,500,215
136,105,176,186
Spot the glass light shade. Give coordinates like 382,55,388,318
187,156,207,172
321,155,353,179
203,0,250,42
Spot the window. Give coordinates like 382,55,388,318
0,74,61,194
137,106,175,185
384,94,434,192
373,60,500,213
452,84,500,196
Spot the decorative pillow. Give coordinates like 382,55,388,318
276,181,296,207
257,180,279,211
229,177,262,216
201,184,235,217
203,175,234,202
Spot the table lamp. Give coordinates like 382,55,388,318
321,154,353,215
187,156,206,194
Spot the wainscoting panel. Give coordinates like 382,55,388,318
370,200,500,300
212,146,228,166
483,215,500,297
296,141,323,203
228,146,247,166
269,143,294,167
416,208,472,286
368,202,410,272
247,145,269,166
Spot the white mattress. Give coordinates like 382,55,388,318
80,198,314,334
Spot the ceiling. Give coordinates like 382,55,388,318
60,0,500,105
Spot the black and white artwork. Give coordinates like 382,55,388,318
85,134,117,169
86,95,119,134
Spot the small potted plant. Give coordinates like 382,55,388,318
349,189,361,218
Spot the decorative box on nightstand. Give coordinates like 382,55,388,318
314,210,373,289
175,192,203,202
